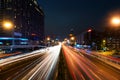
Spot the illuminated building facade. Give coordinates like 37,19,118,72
0,0,44,42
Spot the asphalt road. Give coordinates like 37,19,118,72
1,44,120,80
0,45,61,80
0,54,45,80
62,45,120,80
22,45,61,80
56,49,72,80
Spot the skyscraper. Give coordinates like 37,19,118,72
0,0,44,41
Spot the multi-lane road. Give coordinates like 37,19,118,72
0,44,120,80
62,44,120,80
0,45,61,80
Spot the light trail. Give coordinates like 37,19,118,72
79,49,120,69
6,55,45,80
22,44,61,80
0,48,47,67
62,45,119,80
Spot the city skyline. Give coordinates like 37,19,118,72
0,0,120,80
38,0,120,37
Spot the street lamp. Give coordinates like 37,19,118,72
111,16,120,27
47,37,50,41
70,36,76,46
110,15,120,49
2,21,15,47
3,21,13,30
46,37,50,46
70,36,75,41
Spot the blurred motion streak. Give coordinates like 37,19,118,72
62,45,119,80
0,48,47,67
22,44,61,80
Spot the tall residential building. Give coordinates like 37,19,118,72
76,28,103,50
0,0,44,41
104,27,120,50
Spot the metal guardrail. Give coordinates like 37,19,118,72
84,50,120,66
92,53,120,65
78,49,120,70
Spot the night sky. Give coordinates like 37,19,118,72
38,0,120,38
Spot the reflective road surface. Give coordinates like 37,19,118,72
62,44,120,80
0,45,61,80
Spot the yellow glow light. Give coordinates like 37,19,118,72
47,37,50,41
70,37,75,40
103,40,106,43
3,21,13,30
111,17,120,26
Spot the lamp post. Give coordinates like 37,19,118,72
111,16,120,27
70,36,75,41
3,21,15,46
70,36,76,46
110,15,120,49
3,21,13,30
46,37,50,46
47,37,50,41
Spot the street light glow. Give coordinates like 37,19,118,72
70,36,75,40
47,37,50,41
3,21,13,30
102,40,106,43
111,16,120,26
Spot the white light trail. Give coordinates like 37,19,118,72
0,48,47,66
22,44,61,80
